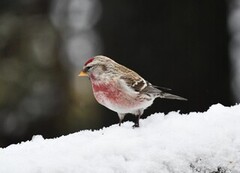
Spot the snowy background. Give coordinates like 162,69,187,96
0,1,239,172
0,0,235,147
0,104,239,173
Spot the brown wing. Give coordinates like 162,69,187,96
117,64,147,92
115,62,187,100
120,75,147,92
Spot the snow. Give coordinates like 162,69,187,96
0,104,240,173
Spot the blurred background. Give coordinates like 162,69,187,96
0,0,238,147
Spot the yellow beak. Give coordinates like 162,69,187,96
78,71,88,77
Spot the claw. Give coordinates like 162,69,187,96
132,123,139,128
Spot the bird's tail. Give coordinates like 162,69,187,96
158,92,187,101
142,84,187,101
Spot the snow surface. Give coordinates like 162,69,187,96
0,104,240,173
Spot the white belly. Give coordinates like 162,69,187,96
93,91,154,114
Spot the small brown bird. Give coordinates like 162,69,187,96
79,55,187,127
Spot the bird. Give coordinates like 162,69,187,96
78,55,187,127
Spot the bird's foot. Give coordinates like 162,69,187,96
132,123,139,128
119,120,123,126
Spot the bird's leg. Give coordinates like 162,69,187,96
118,113,125,126
132,115,140,128
119,119,122,126
132,109,144,128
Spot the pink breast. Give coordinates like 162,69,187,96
91,82,136,108
92,83,120,102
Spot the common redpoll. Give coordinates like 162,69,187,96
79,55,187,127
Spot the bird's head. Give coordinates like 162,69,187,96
79,55,117,80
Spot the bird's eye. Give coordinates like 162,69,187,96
85,66,92,71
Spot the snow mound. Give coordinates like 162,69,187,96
0,104,240,173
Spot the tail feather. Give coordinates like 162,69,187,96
159,92,187,101
142,84,187,101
